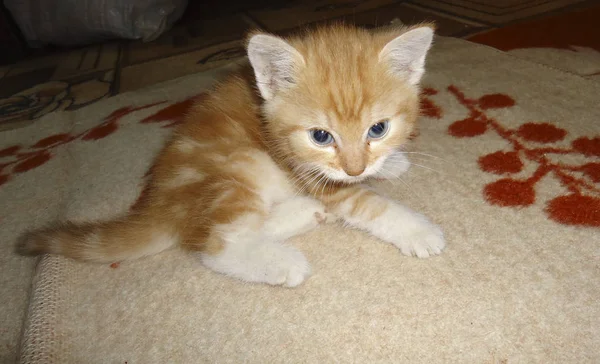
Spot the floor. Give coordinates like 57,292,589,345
0,0,598,131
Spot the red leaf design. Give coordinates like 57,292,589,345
0,146,21,157
572,137,600,157
420,97,442,119
82,101,165,141
0,174,10,186
580,163,600,183
479,151,523,174
82,121,119,141
484,178,535,207
516,123,567,143
447,85,599,226
13,151,52,173
140,96,202,126
546,194,600,227
422,87,438,96
32,133,73,148
104,106,135,122
478,94,515,109
448,117,487,137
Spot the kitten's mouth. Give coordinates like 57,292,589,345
294,164,369,187
321,153,411,184
319,168,373,184
296,153,411,187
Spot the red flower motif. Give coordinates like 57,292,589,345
479,151,523,174
0,146,21,157
32,133,73,148
0,99,168,189
104,106,137,122
448,117,487,137
140,96,199,128
478,94,515,109
447,85,600,226
422,87,438,96
82,121,119,141
517,123,567,143
580,163,600,183
484,178,536,207
546,194,600,227
572,137,600,157
13,151,52,173
420,97,442,119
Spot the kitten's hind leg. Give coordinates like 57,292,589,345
202,234,310,287
182,189,311,287
263,196,337,241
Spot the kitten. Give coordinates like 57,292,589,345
17,23,445,287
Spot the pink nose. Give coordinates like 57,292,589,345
344,166,365,177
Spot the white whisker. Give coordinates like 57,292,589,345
384,156,442,175
397,151,446,160
406,162,442,174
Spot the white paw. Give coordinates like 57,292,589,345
264,196,337,241
201,241,311,287
395,220,445,258
314,210,336,225
274,196,336,226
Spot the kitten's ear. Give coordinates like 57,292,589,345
379,26,434,85
247,33,305,100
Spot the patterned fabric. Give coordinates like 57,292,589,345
444,86,599,226
2,37,598,363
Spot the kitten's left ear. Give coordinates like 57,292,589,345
247,33,305,100
379,26,434,85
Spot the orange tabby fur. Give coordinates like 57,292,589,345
18,23,444,286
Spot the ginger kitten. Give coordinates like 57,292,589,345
18,23,445,287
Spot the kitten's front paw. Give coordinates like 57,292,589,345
395,220,445,258
265,196,337,241
314,210,336,225
282,196,336,226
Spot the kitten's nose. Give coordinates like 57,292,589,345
344,165,365,177
340,147,366,177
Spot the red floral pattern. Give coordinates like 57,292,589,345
0,102,164,186
0,93,209,187
140,94,204,128
420,88,442,119
444,85,600,227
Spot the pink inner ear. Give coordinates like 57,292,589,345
247,34,304,100
379,27,434,85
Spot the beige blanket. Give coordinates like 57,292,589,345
2,36,598,363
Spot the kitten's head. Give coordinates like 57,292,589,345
247,23,434,184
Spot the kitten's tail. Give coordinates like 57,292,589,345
16,215,177,263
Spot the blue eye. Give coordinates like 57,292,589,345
368,121,389,139
310,129,334,145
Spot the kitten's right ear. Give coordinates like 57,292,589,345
379,26,434,85
247,33,305,100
